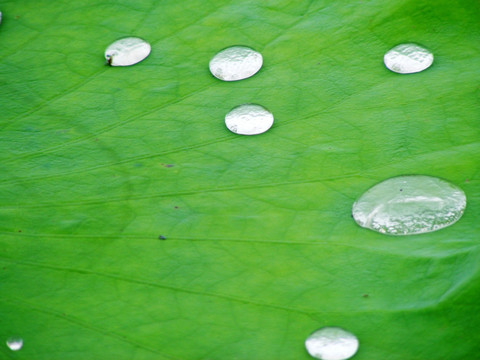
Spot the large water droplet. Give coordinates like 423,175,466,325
384,43,433,74
225,104,274,135
305,327,359,360
352,175,466,235
105,37,151,66
209,46,263,81
6,337,23,351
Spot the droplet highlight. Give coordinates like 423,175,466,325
305,327,359,360
209,46,263,81
6,337,23,351
225,104,274,135
352,175,466,235
105,37,151,66
384,43,433,74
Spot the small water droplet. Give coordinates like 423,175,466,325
352,175,466,235
209,46,263,81
384,43,433,74
225,104,274,135
104,37,151,66
305,327,359,360
6,337,23,351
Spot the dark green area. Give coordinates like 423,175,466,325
0,0,479,359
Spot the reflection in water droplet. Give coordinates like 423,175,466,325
352,175,466,235
209,46,263,81
225,104,274,135
384,43,433,74
105,37,151,66
6,337,23,351
305,327,359,360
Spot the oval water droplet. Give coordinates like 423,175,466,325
305,327,359,360
353,175,466,235
105,37,151,66
383,44,433,74
209,46,263,81
6,337,23,351
225,104,274,135
384,43,433,74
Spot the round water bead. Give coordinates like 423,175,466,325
225,104,274,135
105,37,151,66
6,337,23,351
305,327,359,360
352,175,466,235
384,43,433,74
209,46,263,81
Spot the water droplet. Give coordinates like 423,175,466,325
6,337,23,351
384,43,433,74
104,37,151,66
305,327,359,360
352,175,466,235
225,104,274,135
209,46,263,81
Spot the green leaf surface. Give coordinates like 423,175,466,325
1,0,479,359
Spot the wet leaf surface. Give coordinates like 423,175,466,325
1,0,479,359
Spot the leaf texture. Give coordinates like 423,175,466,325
1,0,479,359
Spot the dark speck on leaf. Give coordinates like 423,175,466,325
18,230,22,232
465,179,469,183
174,206,179,209
161,163,174,168
158,235,167,240
399,189,403,192
362,294,369,298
